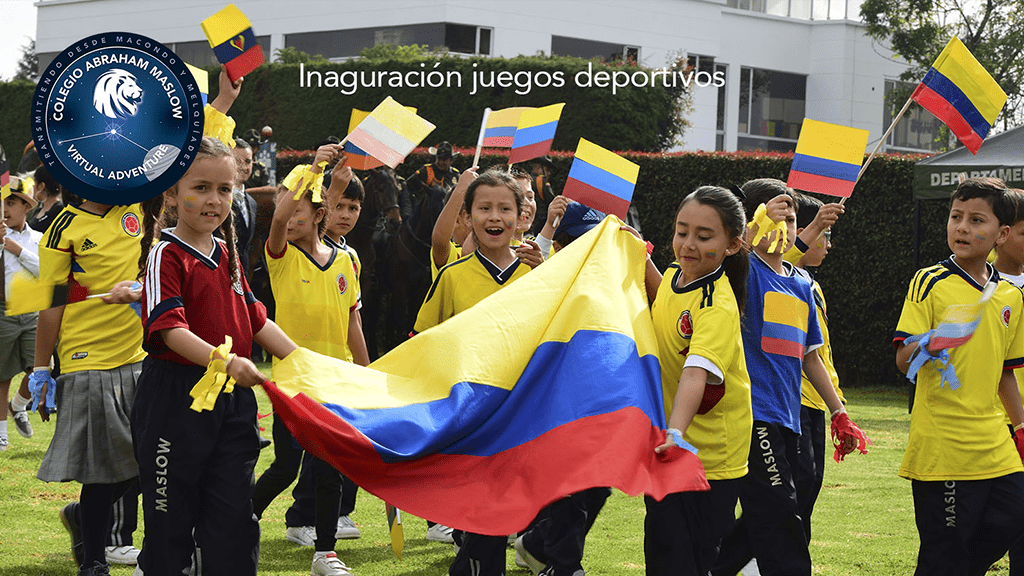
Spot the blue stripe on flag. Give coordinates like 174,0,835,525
484,126,516,138
566,159,636,202
344,141,371,157
921,68,993,140
213,28,257,65
513,121,559,148
790,154,859,183
320,330,663,463
762,321,806,345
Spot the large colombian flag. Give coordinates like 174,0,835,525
911,37,1007,154
509,103,565,164
201,4,265,82
481,107,532,147
263,217,709,535
347,97,435,169
787,119,869,198
563,138,639,220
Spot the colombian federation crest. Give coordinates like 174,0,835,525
32,33,204,205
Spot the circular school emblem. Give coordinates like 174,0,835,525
677,310,693,340
121,212,141,236
337,273,348,295
31,32,204,205
1003,305,1012,327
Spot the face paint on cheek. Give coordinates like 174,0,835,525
182,196,198,210
704,250,717,259
507,219,515,229
296,219,307,226
975,234,986,242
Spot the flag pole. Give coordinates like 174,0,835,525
841,94,914,206
473,108,490,168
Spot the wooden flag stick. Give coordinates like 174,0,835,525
841,95,914,206
472,108,490,168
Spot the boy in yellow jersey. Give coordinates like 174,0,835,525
786,192,847,543
894,177,1024,576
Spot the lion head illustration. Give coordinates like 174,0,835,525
93,69,143,119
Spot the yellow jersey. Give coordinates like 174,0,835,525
415,252,528,333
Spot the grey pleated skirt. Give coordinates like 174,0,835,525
37,362,142,484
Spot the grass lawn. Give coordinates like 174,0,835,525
0,383,1011,575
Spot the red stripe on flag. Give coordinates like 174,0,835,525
345,154,384,171
224,45,264,82
563,177,631,219
508,139,553,164
787,171,856,198
263,381,708,536
0,171,8,187
348,129,406,169
482,136,514,147
761,336,804,358
912,84,984,154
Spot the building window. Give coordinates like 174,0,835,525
737,66,805,152
726,0,861,20
551,36,638,63
884,80,944,152
287,23,492,60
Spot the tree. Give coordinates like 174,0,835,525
13,38,37,81
860,0,1024,129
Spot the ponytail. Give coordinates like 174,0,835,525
722,247,749,314
137,194,165,280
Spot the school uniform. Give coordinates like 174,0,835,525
134,231,267,576
0,223,41,380
645,264,752,576
712,253,822,576
252,238,359,551
413,251,528,576
894,258,1024,576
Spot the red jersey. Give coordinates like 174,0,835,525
142,230,267,365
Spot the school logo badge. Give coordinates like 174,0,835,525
31,32,204,206
1003,305,1012,327
122,212,141,236
337,273,348,295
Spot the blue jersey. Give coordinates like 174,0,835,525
742,253,823,433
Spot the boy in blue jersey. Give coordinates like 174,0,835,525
712,179,865,576
895,177,1024,576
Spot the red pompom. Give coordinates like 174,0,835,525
830,412,871,462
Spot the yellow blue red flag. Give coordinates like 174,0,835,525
787,119,869,198
509,103,564,164
482,107,532,148
201,4,264,82
262,217,709,535
563,138,639,219
185,63,209,106
346,97,435,169
911,37,1007,154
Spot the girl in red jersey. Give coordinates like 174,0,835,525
133,136,297,576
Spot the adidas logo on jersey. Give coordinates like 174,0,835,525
81,238,98,251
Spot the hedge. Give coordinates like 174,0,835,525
278,148,943,388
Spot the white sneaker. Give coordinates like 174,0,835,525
335,515,361,539
514,536,545,575
132,566,144,576
311,552,352,576
0,435,8,451
286,525,316,547
106,545,141,565
425,524,454,543
8,401,32,438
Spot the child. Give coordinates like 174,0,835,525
787,192,847,542
413,169,530,576
643,186,752,576
28,166,64,233
430,168,477,279
711,178,864,576
134,136,298,576
250,143,368,576
1,178,42,448
511,168,537,244
894,177,1024,575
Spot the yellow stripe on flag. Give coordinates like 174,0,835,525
793,119,869,165
486,107,531,128
201,4,252,48
349,106,418,134
186,63,209,95
367,97,434,147
575,138,640,184
932,37,1007,125
763,291,809,328
518,103,565,130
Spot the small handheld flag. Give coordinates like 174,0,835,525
509,103,565,164
346,97,435,169
185,63,210,106
344,109,385,171
482,107,531,148
385,503,404,560
6,273,91,316
0,154,9,201
201,4,264,82
787,119,869,198
911,37,1007,154
562,138,639,220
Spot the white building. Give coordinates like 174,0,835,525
35,0,941,152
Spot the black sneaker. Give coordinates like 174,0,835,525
77,560,111,576
59,502,84,567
